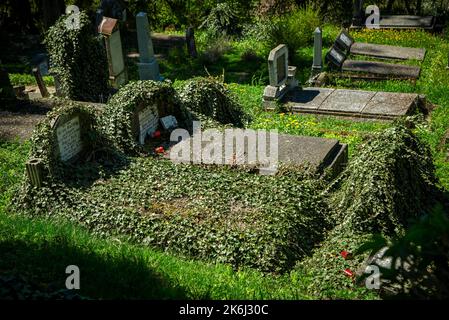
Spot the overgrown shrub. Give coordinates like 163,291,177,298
245,7,320,55
200,2,243,36
178,77,249,127
100,80,188,153
331,124,440,236
45,11,109,102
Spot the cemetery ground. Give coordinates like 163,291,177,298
1,25,449,300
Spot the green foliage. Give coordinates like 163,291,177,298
100,80,186,153
179,77,250,127
15,155,331,274
331,124,441,236
245,7,320,55
8,73,54,87
45,11,109,102
357,205,449,299
200,2,242,36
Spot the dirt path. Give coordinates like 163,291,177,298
0,99,53,142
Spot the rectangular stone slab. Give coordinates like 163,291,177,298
286,88,418,120
379,15,435,29
288,87,335,111
361,92,418,117
318,89,376,114
342,60,421,79
167,133,348,176
350,43,426,61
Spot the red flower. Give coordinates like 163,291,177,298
155,146,165,154
151,131,161,138
341,250,349,259
343,268,354,278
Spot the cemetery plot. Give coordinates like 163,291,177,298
350,43,426,61
277,87,419,120
341,60,421,80
167,133,348,177
326,32,424,80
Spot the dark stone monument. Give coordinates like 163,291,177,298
186,27,198,58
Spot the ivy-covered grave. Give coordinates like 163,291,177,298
13,79,334,274
45,10,109,102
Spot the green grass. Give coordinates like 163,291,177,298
2,25,449,300
8,73,55,87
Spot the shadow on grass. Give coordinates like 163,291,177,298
0,237,188,300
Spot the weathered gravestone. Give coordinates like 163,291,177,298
312,27,323,75
325,30,422,80
99,17,128,88
186,27,198,58
136,12,163,81
51,113,89,162
128,102,160,145
263,45,298,109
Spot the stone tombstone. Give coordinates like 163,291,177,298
136,12,163,81
326,46,347,69
335,29,354,54
186,27,198,58
160,115,178,131
263,45,298,109
268,44,289,87
312,27,323,75
51,113,88,162
99,17,128,88
131,102,160,145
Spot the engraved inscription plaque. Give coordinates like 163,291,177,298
56,116,83,162
138,106,159,144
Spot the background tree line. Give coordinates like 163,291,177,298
1,0,448,35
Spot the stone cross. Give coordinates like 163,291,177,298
312,27,323,75
136,12,163,81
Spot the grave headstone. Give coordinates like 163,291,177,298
334,30,354,54
136,12,163,81
263,44,298,108
312,27,323,75
131,103,159,145
32,67,50,98
99,17,128,88
186,27,198,58
160,115,178,131
325,46,347,69
52,114,85,162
